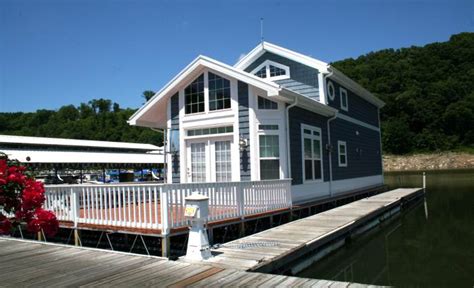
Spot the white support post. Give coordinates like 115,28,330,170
236,184,245,219
71,187,80,228
160,186,170,235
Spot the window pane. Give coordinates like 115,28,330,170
305,160,313,180
269,65,286,77
208,72,230,111
313,139,321,159
314,160,321,180
260,159,280,180
304,138,312,159
258,96,278,110
340,155,346,165
259,135,279,158
255,66,267,78
215,141,232,182
191,143,206,182
185,74,204,114
340,144,346,153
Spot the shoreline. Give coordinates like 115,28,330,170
383,152,474,172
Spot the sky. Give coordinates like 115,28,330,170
1,0,472,113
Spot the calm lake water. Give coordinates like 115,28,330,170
297,169,474,287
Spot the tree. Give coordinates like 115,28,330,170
142,90,155,102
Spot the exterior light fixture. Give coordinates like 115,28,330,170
239,136,249,151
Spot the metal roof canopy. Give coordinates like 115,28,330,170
0,135,164,167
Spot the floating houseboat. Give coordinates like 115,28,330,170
129,42,385,204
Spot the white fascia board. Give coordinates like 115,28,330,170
235,41,329,73
279,88,337,117
129,55,281,126
329,66,385,108
128,56,203,126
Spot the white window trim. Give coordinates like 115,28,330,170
327,80,335,101
250,60,290,81
340,87,348,111
257,125,281,180
301,124,324,183
338,140,348,167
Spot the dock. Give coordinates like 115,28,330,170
201,188,423,274
0,238,366,287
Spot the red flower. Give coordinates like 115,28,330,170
0,156,58,236
27,208,58,237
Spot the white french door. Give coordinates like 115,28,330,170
186,138,233,183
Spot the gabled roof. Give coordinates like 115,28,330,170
235,42,385,108
235,42,330,73
128,55,284,128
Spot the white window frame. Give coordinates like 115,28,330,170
250,60,290,81
257,124,281,180
338,140,348,167
301,124,324,183
327,80,335,101
340,87,348,111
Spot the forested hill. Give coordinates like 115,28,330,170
332,32,474,154
0,99,163,146
1,33,473,154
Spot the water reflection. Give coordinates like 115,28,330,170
297,169,474,287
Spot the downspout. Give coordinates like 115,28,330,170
323,67,335,197
286,96,298,179
326,112,337,197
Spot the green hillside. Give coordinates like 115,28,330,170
0,98,163,146
1,33,473,154
332,32,474,154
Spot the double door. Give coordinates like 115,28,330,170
186,138,233,183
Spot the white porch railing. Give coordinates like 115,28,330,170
44,179,292,235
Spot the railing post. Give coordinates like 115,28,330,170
236,183,245,218
160,185,170,257
71,187,80,228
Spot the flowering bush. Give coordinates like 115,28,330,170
0,154,58,237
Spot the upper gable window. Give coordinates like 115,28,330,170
251,60,290,81
185,74,205,114
258,96,278,110
208,72,231,111
340,87,348,111
254,66,267,78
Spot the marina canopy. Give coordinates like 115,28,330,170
0,135,164,168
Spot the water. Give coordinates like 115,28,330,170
297,169,474,287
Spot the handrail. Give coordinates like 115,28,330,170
44,179,293,235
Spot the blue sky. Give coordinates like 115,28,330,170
1,0,472,112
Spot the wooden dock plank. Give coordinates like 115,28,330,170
206,188,423,273
0,237,368,288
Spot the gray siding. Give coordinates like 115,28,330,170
245,52,320,101
289,107,330,185
170,93,180,183
330,118,383,180
289,107,382,185
238,81,251,180
327,79,379,127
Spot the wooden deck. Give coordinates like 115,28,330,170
0,238,372,287
201,188,423,273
